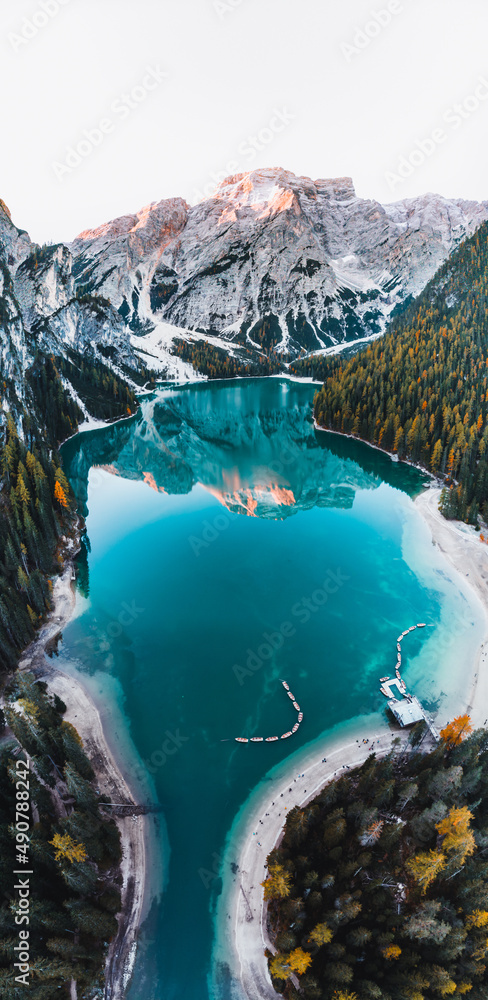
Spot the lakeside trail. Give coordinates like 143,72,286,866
14,531,150,1000
226,485,488,1000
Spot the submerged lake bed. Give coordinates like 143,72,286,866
58,379,482,1000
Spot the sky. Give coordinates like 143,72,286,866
1,0,488,244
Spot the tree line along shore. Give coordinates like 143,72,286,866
0,349,145,998
312,221,488,528
263,716,488,1000
0,673,123,999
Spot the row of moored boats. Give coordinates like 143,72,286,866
235,680,304,743
379,623,427,695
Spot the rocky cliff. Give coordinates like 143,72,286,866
2,169,488,395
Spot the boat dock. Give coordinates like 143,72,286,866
380,623,440,741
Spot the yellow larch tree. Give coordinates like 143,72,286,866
309,922,333,946
269,954,290,981
286,947,312,975
262,864,292,901
407,849,446,894
50,833,87,864
466,910,488,929
436,806,476,864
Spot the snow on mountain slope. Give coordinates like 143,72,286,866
2,170,488,392
67,169,488,362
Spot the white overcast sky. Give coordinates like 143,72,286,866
1,0,488,244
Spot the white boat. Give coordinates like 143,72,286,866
292,723,299,733
287,691,295,700
235,738,248,743
298,712,303,722
397,636,403,643
250,737,264,742
265,736,279,742
281,732,292,739
380,686,390,697
282,681,290,690
417,623,426,628
380,676,389,682
402,631,409,637
397,644,402,652
409,626,416,631
293,702,300,711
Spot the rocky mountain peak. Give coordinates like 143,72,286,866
2,170,488,384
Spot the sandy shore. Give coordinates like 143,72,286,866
217,722,410,1000
223,485,488,1000
415,487,488,729
15,531,152,1000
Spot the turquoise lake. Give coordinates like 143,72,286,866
58,378,475,1000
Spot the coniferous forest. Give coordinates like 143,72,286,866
0,674,122,999
0,344,138,995
313,223,488,524
265,719,488,1000
172,337,283,378
0,352,138,674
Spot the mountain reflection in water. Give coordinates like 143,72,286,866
64,379,427,521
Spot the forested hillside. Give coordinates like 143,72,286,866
172,337,282,378
0,673,121,998
265,717,488,1000
0,351,139,673
314,223,488,523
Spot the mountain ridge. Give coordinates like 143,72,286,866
2,169,488,402
67,168,488,366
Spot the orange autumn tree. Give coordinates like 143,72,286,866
407,849,446,894
54,479,69,509
440,715,473,748
436,806,476,864
383,945,402,961
287,948,312,975
262,863,292,901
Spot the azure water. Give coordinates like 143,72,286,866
59,379,478,999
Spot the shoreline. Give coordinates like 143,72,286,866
16,526,152,1000
221,484,488,1000
414,487,488,729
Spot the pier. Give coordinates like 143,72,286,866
380,624,440,741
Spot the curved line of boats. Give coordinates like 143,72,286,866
235,680,303,744
379,623,429,696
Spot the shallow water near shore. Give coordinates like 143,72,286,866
58,378,483,1000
